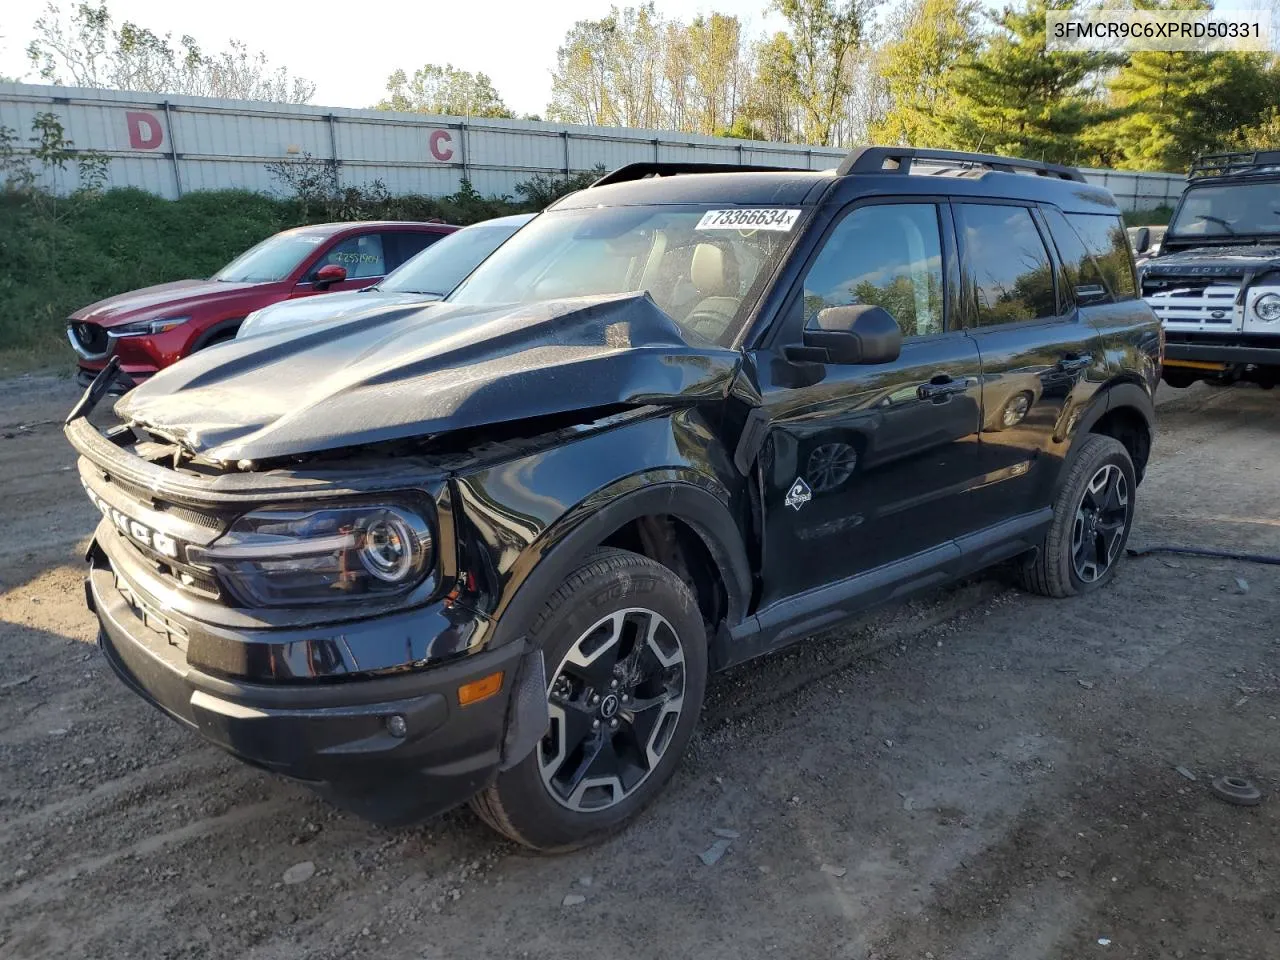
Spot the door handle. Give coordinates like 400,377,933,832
917,376,974,402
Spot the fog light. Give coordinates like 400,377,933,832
385,714,408,738
457,671,504,706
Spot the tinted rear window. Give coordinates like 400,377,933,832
1042,208,1110,305
1065,213,1136,300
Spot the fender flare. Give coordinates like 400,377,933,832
488,475,753,649
190,316,246,351
1059,379,1155,487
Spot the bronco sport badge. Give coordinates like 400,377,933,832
785,478,813,511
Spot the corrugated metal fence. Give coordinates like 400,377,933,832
0,82,1186,212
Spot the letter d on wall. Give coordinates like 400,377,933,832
126,111,164,150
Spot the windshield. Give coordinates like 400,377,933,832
447,205,804,344
214,231,329,282
1168,182,1280,238
379,221,524,295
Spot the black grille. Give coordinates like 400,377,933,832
70,322,109,356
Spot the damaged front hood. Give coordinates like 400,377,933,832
116,293,739,462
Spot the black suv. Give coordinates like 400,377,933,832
67,147,1161,850
1139,149,1280,388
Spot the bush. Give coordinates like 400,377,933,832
1123,206,1173,227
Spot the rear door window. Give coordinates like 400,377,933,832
955,204,1057,326
1065,213,1137,300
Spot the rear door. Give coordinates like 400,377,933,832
953,201,1103,520
751,198,988,608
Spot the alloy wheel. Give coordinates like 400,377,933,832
806,442,858,492
1071,463,1129,583
1002,392,1032,428
539,608,686,812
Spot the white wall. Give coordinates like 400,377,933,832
0,83,1186,212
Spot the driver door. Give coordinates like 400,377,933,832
292,232,389,298
750,199,988,610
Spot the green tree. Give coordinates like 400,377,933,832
743,32,800,143
943,0,1120,164
377,63,513,118
26,2,315,101
1089,0,1279,171
771,0,877,146
869,0,982,147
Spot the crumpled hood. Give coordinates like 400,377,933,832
69,279,264,327
1145,242,1280,277
237,289,437,339
117,293,739,463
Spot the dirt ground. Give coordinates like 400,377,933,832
0,376,1276,960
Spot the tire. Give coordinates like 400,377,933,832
1161,370,1197,389
1018,434,1136,598
469,548,707,851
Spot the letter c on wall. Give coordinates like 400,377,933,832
126,111,164,150
429,129,454,162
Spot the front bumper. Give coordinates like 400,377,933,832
76,365,148,392
88,550,529,824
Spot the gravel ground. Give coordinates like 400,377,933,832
0,377,1276,960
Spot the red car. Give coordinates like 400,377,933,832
68,221,457,387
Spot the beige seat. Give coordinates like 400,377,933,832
683,243,741,339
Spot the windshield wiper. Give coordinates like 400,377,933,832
1194,214,1237,234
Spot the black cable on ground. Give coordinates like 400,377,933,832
1126,545,1280,566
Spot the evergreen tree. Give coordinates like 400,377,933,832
942,0,1121,164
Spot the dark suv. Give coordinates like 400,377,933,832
1139,149,1280,388
67,148,1161,850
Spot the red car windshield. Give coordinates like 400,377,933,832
214,231,330,283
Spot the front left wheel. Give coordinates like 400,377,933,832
469,548,707,851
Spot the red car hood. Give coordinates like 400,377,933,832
69,279,269,328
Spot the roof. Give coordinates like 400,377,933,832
553,147,1117,215
286,221,457,236
462,213,537,229
554,170,833,209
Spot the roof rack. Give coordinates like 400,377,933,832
837,146,1086,183
590,161,808,188
1188,149,1280,180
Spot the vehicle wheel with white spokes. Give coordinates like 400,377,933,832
469,548,707,851
1018,434,1137,598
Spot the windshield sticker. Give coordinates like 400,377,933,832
696,208,801,232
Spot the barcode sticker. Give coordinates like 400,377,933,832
696,208,801,231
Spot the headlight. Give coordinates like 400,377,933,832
1254,293,1280,323
108,316,192,338
190,501,434,607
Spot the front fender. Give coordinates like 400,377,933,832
450,409,753,648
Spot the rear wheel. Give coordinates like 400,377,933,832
469,548,707,851
1019,434,1136,598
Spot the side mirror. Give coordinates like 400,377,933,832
802,304,902,365
312,263,347,290
1132,227,1151,255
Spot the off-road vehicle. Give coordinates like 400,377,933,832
1139,149,1280,388
67,147,1161,850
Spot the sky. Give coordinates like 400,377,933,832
0,0,788,116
